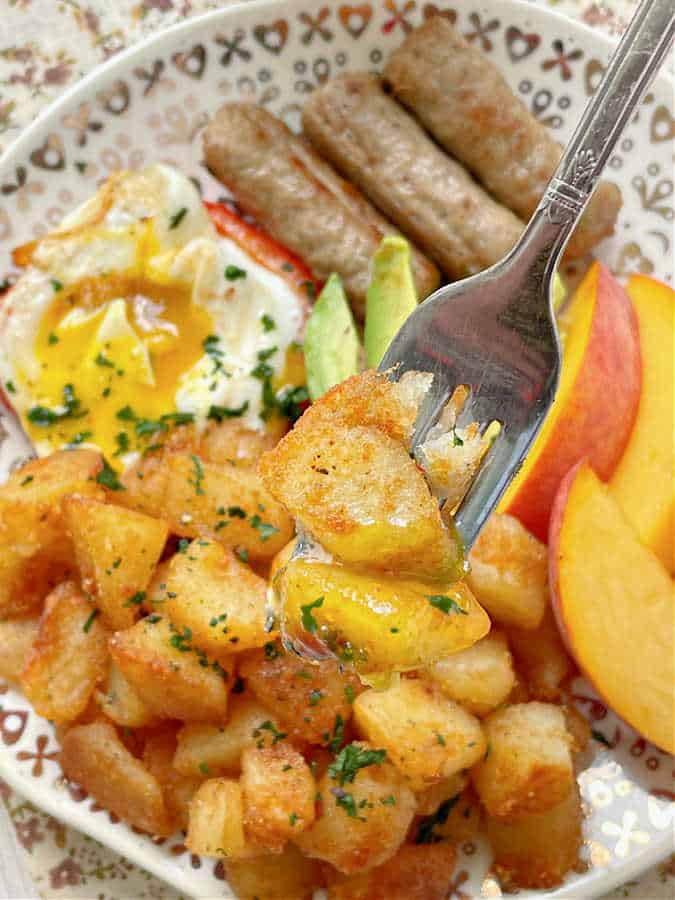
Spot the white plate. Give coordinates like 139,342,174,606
0,1,673,897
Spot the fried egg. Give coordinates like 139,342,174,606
0,165,306,464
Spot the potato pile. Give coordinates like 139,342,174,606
0,373,587,898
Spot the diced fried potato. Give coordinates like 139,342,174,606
0,618,39,683
467,513,547,629
109,616,231,722
199,421,276,468
60,721,172,836
0,539,75,619
187,778,256,858
353,680,485,791
414,772,468,817
241,744,316,851
173,695,285,777
326,841,457,900
95,661,155,728
63,495,168,630
143,728,202,832
259,421,461,579
224,844,323,900
279,559,489,673
160,539,271,653
470,702,574,818
121,452,293,561
505,607,574,701
294,746,417,874
239,646,360,745
413,787,483,845
20,582,108,722
426,632,515,716
487,786,583,890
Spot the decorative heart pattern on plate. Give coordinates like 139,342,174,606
616,240,655,276
29,133,66,170
253,20,289,54
97,80,131,116
422,4,457,22
172,44,207,79
338,3,373,38
505,24,540,61
584,58,605,95
650,104,675,143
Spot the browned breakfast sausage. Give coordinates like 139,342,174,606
383,17,621,259
302,73,525,281
202,103,440,319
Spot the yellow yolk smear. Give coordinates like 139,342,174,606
31,276,213,461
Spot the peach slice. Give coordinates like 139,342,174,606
610,275,674,572
550,461,674,754
500,262,641,541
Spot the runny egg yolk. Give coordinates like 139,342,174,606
30,276,213,461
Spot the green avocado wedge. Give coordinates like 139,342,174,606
364,236,419,368
304,273,360,401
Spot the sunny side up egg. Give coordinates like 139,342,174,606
0,164,307,464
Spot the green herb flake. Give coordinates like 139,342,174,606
20,475,34,487
50,279,63,292
435,733,446,746
249,514,279,543
199,762,210,776
427,594,468,616
309,689,323,707
124,591,146,608
344,685,355,704
380,795,396,806
113,432,130,457
252,720,287,747
235,547,249,564
415,795,461,844
301,596,323,634
328,743,386,786
169,207,188,230
69,430,93,446
261,314,276,332
96,458,125,492
5,381,16,394
264,642,280,660
82,608,100,634
333,789,358,818
225,264,247,281
189,454,205,496
327,714,346,755
47,332,59,345
95,352,115,368
451,428,464,447
289,812,298,827
207,401,249,422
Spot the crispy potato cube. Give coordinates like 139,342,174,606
467,513,548,630
109,616,232,722
95,662,155,728
143,728,202,832
470,702,574,818
413,787,482,845
259,421,461,579
239,646,360,745
327,841,457,900
187,778,255,858
414,772,468,817
0,539,75,619
20,582,108,723
161,539,271,653
487,786,583,890
280,560,489,673
0,618,39,683
241,744,316,851
224,844,322,900
427,632,515,716
63,495,168,630
60,721,172,836
174,695,286,777
199,421,276,468
122,452,293,561
294,747,417,875
505,607,574,701
353,680,485,791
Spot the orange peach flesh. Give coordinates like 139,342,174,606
549,461,674,754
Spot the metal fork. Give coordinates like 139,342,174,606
380,0,675,551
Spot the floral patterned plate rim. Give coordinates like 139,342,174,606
0,0,673,897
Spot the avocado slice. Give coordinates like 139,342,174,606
364,236,419,368
304,273,360,401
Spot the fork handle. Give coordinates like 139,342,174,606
519,0,675,274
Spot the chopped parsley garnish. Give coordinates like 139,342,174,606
344,685,355,704
50,279,63,292
47,332,59,345
95,352,115,368
301,596,323,634
177,538,190,554
251,360,274,381
252,720,287,747
203,334,225,376
257,346,278,362
225,264,247,281
113,432,130,457
288,812,298,827
380,795,396,806
169,626,193,652
327,714,346,755
198,762,210,775
28,383,88,426
331,788,358,818
169,207,188,229
4,380,15,394
427,594,468,616
415,795,460,844
435,733,446,746
207,401,248,422
96,458,125,491
20,475,34,487
249,514,279,542
276,385,309,423
228,506,247,519
82,608,100,634
189,454,205,495
68,430,93,446
264,641,280,660
261,314,276,332
124,591,146,608
302,280,317,300
328,743,386,786
116,405,136,421
75,161,87,173
235,547,249,564
451,428,464,447
309,689,323,707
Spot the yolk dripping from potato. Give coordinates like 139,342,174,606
30,275,213,461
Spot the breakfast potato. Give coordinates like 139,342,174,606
199,420,276,468
413,772,468,817
20,582,108,723
0,538,76,620
353,680,485,791
161,539,272,653
505,607,574,701
142,728,202,832
241,744,316,851
0,618,39,683
238,645,361,745
187,778,256,858
279,559,489,673
294,746,417,874
414,786,483,845
326,841,457,900
486,786,583,889
109,616,232,722
95,662,155,728
60,721,172,836
173,695,287,777
259,421,461,580
426,632,515,716
224,844,323,900
467,513,548,629
63,495,168,631
470,702,574,818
